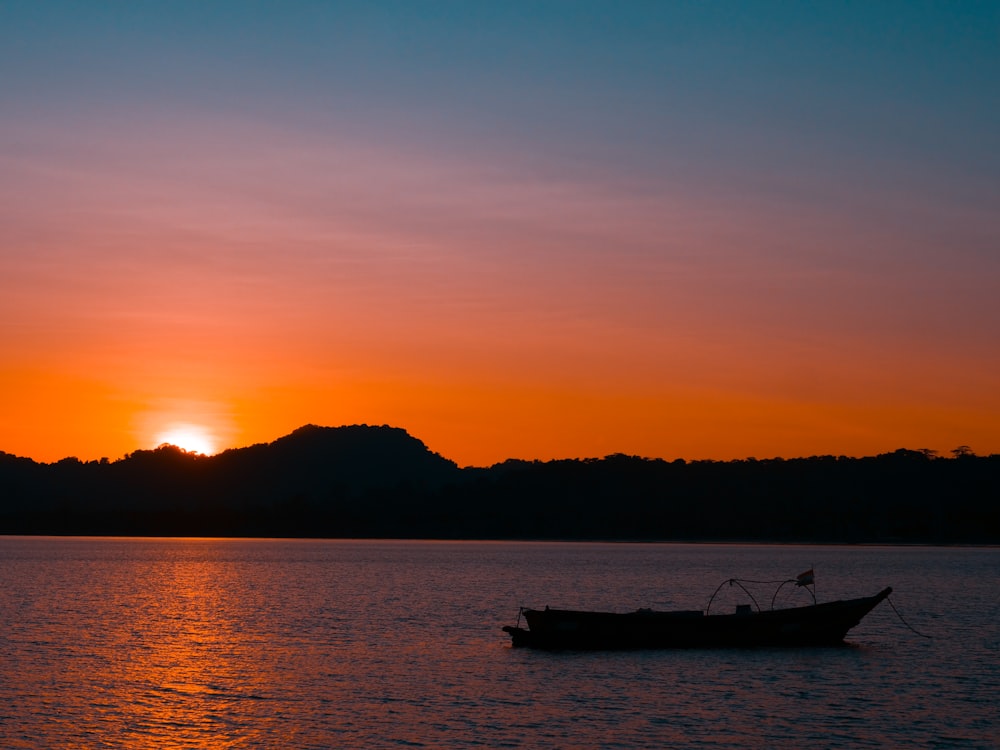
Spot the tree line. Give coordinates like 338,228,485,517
2,425,997,542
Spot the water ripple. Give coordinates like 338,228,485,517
1,538,997,748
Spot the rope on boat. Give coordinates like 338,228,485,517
886,594,932,639
707,577,815,613
770,578,817,608
707,578,770,613
514,601,527,630
706,576,932,640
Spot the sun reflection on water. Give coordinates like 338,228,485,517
87,546,299,748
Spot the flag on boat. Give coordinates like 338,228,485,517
796,568,815,587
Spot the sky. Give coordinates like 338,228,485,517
2,1,998,466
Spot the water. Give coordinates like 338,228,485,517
1,538,997,748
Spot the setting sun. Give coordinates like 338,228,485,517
1,1,997,468
155,424,217,455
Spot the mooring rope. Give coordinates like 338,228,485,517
886,595,932,639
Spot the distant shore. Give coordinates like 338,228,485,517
3,425,997,544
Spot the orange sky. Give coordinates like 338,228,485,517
2,4,998,465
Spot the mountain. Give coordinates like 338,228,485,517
0,424,461,536
1,427,998,542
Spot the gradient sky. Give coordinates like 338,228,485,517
2,1,998,465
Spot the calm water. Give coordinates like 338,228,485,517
1,538,997,749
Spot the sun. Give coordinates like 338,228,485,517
155,423,217,455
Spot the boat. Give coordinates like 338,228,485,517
503,579,892,650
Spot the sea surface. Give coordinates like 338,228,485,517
1,538,997,749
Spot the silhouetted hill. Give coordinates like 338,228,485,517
1,427,997,542
0,425,460,536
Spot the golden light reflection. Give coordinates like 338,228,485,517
106,545,284,749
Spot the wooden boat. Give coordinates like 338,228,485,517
503,585,892,650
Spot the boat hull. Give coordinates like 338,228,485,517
503,587,892,649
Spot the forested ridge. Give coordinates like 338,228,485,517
2,425,997,542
